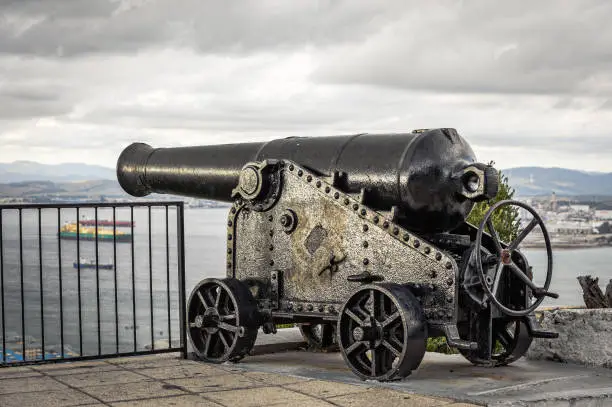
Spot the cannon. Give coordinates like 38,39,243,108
117,128,559,381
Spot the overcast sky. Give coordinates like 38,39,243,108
1,0,611,172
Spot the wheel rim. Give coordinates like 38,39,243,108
187,279,246,362
337,284,426,381
475,199,554,317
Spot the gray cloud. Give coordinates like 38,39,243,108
0,0,611,172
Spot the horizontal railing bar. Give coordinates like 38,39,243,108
0,348,185,367
0,201,185,209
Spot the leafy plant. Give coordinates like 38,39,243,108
466,164,521,243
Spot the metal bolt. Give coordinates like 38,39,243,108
360,209,366,216
227,262,232,268
344,198,350,205
269,260,275,266
280,214,289,226
227,234,233,241
297,304,303,311
362,224,369,232
392,227,399,235
268,215,273,222
363,258,369,265
430,270,437,278
231,207,236,214
383,221,389,229
289,164,295,171
353,203,359,210
403,233,410,241
298,170,303,176
334,192,339,198
446,278,454,286
227,248,232,254
373,216,379,224
424,247,431,254
328,305,335,313
445,262,452,270
413,239,420,248
307,175,312,182
363,241,369,248
287,302,293,310
307,304,313,311
435,252,442,261
269,230,274,236
316,181,322,188
269,245,274,251
446,295,453,303
318,305,325,312
227,220,233,226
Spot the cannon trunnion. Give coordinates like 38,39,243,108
117,129,559,381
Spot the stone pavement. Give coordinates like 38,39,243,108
0,353,475,407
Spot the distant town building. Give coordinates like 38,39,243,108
595,210,612,220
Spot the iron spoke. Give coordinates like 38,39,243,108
382,311,400,328
220,313,236,321
345,340,366,355
496,326,514,350
215,288,223,308
381,339,401,357
491,263,505,297
486,218,503,254
203,333,212,357
369,289,376,318
509,263,538,291
197,291,209,310
218,331,230,349
189,322,198,328
344,309,365,326
509,218,538,251
390,334,403,350
218,322,239,333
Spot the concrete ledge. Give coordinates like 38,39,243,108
527,308,612,369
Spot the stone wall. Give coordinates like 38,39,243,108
526,308,612,369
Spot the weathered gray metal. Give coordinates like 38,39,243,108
117,128,559,381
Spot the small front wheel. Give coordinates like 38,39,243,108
187,278,259,363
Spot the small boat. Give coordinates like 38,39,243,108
73,257,113,270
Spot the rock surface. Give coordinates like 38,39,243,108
527,308,612,369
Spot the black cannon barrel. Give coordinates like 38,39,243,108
117,128,497,232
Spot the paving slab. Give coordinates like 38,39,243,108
228,347,612,406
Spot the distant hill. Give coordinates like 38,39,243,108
0,161,115,183
503,167,612,197
0,179,126,199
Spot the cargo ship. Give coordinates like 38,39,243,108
58,222,132,242
79,217,135,227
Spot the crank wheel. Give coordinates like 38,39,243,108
299,323,338,352
337,283,427,381
187,278,259,363
459,319,532,367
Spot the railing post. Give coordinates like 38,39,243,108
176,202,187,359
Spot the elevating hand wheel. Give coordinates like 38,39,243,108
475,200,557,317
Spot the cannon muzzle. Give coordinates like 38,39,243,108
117,129,499,232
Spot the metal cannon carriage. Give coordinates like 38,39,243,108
117,128,558,381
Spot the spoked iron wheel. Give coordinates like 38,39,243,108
299,323,338,352
475,199,557,317
187,278,259,363
459,319,532,367
337,283,427,381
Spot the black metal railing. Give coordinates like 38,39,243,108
0,202,186,366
